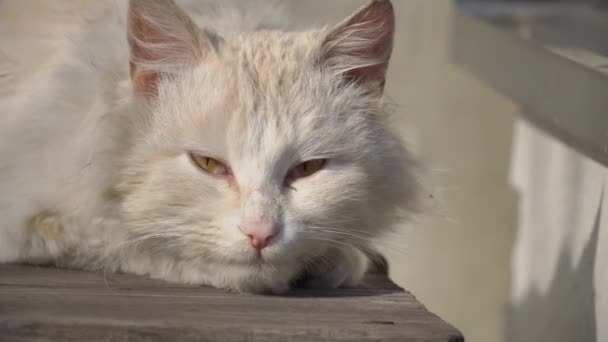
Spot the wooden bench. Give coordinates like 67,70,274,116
0,263,463,341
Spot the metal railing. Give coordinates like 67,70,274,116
453,0,608,167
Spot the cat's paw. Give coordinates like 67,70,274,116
297,246,369,289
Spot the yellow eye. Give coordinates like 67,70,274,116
190,153,229,176
287,159,327,182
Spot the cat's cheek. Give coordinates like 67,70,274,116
289,169,368,219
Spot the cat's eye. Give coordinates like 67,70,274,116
286,159,327,183
190,153,230,176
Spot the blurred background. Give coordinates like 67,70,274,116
1,0,606,341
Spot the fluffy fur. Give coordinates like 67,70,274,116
0,0,421,293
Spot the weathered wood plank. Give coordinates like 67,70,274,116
0,264,463,341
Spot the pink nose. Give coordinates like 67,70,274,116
239,221,278,251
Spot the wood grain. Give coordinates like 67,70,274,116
0,264,463,341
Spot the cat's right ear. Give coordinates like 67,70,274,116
127,0,220,98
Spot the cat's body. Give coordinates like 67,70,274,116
0,0,420,293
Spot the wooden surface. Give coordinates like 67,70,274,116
0,264,463,341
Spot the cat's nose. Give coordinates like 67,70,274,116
239,221,278,251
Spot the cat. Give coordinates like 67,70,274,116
0,0,421,293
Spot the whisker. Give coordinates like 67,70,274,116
302,236,355,250
303,227,409,257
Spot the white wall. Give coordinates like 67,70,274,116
508,119,607,342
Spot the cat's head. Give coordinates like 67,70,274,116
117,0,420,289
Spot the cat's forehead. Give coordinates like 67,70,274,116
155,29,374,161
213,31,353,127
227,30,321,71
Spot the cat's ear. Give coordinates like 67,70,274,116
127,0,220,97
320,0,394,96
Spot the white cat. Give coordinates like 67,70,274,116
0,0,421,293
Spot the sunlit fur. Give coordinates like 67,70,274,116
0,0,421,293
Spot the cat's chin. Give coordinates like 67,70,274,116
118,250,298,294
217,246,297,267
201,259,299,294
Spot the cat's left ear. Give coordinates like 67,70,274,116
320,0,395,97
127,0,220,98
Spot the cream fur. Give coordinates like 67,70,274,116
0,0,421,293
